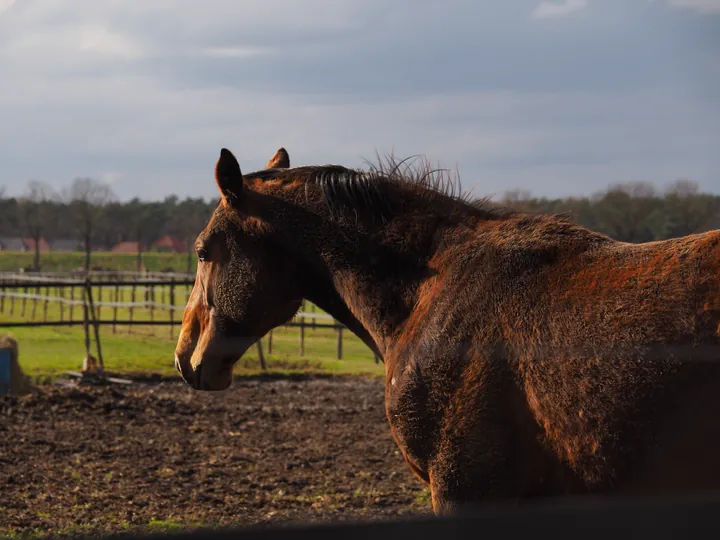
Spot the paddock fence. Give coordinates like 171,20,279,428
0,271,375,372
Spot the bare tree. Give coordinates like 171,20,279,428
665,179,699,198
502,189,533,204
181,205,211,274
591,182,660,243
18,181,58,270
65,178,116,272
663,179,708,236
606,181,658,199
130,200,167,272
165,198,212,273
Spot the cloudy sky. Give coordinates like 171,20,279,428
0,0,718,202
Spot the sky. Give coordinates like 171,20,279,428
0,0,718,202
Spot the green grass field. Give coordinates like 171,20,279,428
0,250,195,273
0,260,384,380
2,322,383,381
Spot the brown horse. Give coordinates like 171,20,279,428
175,146,720,514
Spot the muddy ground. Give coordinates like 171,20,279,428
0,376,432,538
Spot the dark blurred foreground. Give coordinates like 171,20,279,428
112,492,720,540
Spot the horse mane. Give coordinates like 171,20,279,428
248,153,518,224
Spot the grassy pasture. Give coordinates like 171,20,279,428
0,266,383,380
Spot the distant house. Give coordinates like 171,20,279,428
22,238,51,253
152,235,186,253
50,239,82,252
0,237,28,252
111,241,143,254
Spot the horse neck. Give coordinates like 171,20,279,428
309,231,432,358
265,190,444,359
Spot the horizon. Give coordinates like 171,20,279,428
0,171,710,205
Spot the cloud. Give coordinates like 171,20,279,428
100,172,121,186
0,0,15,17
532,0,588,19
0,0,717,202
667,0,720,14
2,68,715,202
196,46,274,59
78,25,146,58
0,24,148,76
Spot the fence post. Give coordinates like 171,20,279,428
82,283,91,361
21,285,27,317
113,283,119,334
95,284,102,322
31,285,38,320
86,280,104,372
149,283,154,323
256,340,267,371
336,325,343,360
268,330,273,355
299,317,305,356
43,285,49,322
128,283,136,334
169,278,175,340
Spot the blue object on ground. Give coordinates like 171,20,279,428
0,347,11,396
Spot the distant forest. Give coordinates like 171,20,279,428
0,176,717,270
497,179,719,244
0,179,216,252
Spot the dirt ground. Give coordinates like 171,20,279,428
0,376,432,538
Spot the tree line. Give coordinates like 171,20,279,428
0,178,217,272
497,179,719,243
0,177,717,272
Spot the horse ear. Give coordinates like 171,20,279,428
266,147,290,169
215,148,243,203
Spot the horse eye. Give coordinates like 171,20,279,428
197,248,208,262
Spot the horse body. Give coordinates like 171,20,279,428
175,147,720,515
385,220,720,511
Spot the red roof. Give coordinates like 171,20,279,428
152,235,187,253
111,241,143,253
22,238,51,253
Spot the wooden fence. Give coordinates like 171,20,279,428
0,272,377,370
